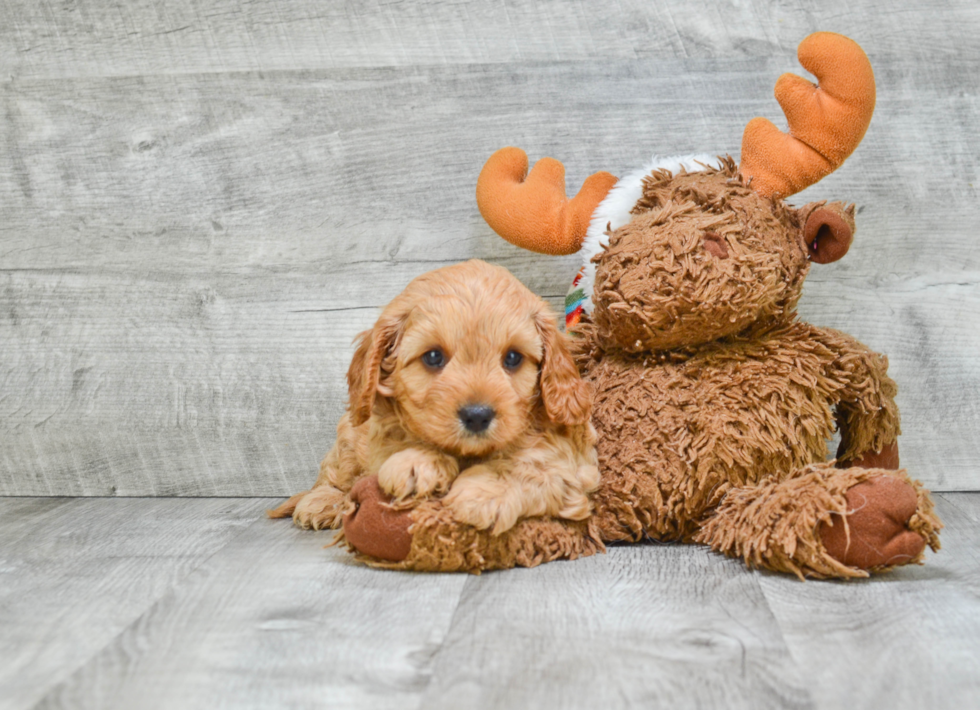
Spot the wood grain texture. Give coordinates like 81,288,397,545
940,492,980,522
32,512,468,710
0,497,270,710
1,0,979,494
758,495,980,709
420,545,814,710
2,0,977,78
5,494,977,710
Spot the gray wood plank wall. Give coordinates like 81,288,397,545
2,0,979,495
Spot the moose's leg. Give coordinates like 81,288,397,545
695,463,941,579
340,476,603,572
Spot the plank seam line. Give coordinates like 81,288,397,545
409,572,471,709
751,574,820,710
24,499,272,710
935,492,980,524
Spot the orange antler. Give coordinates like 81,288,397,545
740,32,876,199
476,147,618,255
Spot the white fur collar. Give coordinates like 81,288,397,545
575,154,722,314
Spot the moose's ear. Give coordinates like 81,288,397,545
801,201,855,264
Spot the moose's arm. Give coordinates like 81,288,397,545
809,326,901,467
341,476,603,572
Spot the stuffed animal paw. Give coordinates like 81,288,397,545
819,474,930,570
819,476,927,570
343,476,414,562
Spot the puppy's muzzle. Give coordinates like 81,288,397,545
458,404,495,434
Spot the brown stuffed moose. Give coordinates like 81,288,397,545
311,32,943,577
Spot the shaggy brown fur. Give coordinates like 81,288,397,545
574,162,939,578
333,33,940,577
268,259,600,543
361,498,604,574
339,160,941,578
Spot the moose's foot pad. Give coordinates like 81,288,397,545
343,476,414,562
819,475,926,569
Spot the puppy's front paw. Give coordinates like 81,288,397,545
378,447,459,501
292,486,349,531
558,464,599,521
445,466,519,535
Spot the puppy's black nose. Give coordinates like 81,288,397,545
458,404,495,433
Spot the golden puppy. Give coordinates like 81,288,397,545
269,259,599,536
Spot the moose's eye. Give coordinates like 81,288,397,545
503,350,524,370
421,348,446,370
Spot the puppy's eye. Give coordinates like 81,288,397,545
421,348,446,370
503,350,523,370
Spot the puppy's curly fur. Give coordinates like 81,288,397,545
269,260,599,536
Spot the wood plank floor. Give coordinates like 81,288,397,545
2,494,977,710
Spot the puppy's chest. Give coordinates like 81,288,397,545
455,455,483,471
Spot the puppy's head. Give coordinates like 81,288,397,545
347,260,590,457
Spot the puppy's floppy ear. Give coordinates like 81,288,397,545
535,310,592,426
347,315,404,426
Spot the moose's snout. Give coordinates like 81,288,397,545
459,404,495,434
702,231,729,259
